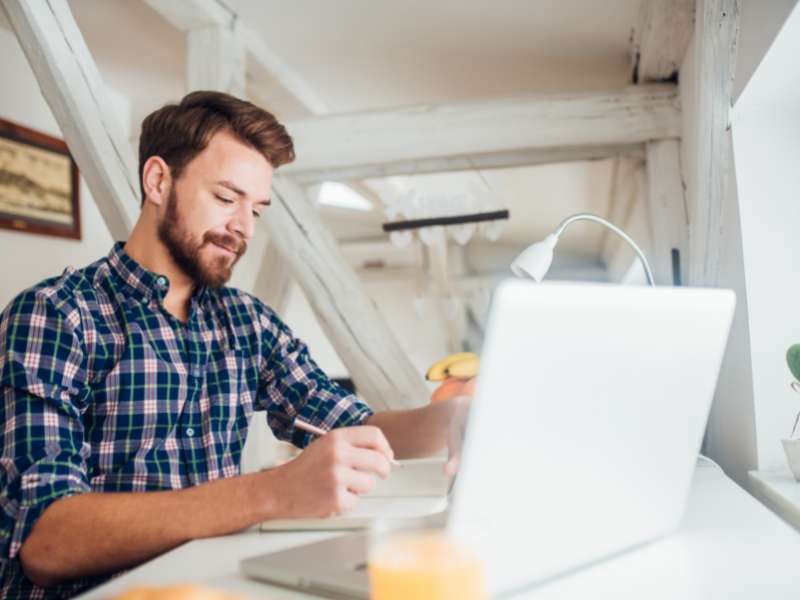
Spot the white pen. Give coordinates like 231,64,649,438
293,417,402,467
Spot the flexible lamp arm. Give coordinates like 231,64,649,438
553,213,655,287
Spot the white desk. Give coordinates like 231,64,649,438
80,462,800,600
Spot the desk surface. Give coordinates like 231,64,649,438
749,468,800,532
80,462,800,600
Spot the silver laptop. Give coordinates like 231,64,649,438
241,280,735,598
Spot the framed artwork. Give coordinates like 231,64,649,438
0,117,81,240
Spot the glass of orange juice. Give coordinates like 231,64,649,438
368,519,486,600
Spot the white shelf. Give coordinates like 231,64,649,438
749,468,800,531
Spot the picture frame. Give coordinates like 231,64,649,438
0,117,81,240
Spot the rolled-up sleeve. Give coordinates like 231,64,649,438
0,289,91,561
255,305,373,448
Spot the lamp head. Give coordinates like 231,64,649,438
510,233,558,281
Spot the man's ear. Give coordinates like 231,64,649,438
141,156,172,207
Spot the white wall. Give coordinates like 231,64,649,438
281,272,449,392
731,4,800,472
680,31,758,486
0,27,114,310
732,0,798,102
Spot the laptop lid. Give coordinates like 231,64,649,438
448,280,735,595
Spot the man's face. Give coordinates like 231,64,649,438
157,130,274,288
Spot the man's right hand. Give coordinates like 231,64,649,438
267,426,395,519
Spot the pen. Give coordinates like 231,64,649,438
293,417,402,468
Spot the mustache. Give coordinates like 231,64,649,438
203,232,247,257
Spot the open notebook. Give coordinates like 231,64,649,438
259,457,450,531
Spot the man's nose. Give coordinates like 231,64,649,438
230,203,255,241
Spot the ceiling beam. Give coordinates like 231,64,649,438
289,143,643,184
186,20,247,97
632,0,696,84
144,0,329,113
242,28,330,115
281,85,680,181
2,0,139,240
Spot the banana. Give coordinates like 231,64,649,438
446,355,480,379
425,352,480,381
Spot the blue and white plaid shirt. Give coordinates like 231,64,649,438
0,242,373,599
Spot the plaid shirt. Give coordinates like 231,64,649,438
0,242,373,599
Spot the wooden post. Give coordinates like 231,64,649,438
602,158,650,282
644,139,689,285
632,0,695,84
1,0,139,240
632,0,695,286
427,234,467,354
687,0,741,287
144,0,329,113
186,21,247,97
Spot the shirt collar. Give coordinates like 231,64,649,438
107,242,210,308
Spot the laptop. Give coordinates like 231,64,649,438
241,280,736,598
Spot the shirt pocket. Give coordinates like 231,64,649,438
203,345,251,445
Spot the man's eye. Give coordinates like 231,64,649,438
216,196,234,204
252,211,261,218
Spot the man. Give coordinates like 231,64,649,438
0,91,464,599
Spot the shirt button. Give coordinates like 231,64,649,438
156,276,168,288
185,427,195,437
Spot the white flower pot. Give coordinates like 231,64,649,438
781,438,800,481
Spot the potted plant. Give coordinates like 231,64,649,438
782,344,800,481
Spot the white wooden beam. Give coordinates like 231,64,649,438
2,0,139,240
632,0,696,83
251,242,292,312
265,177,428,411
290,143,643,184
242,29,331,115
687,0,741,286
281,86,680,181
644,140,689,285
601,159,650,281
186,21,246,96
142,0,233,32
427,236,467,354
144,0,330,114
601,157,639,265
632,0,694,287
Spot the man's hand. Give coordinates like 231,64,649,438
268,426,394,518
365,385,475,475
17,425,394,586
444,395,472,478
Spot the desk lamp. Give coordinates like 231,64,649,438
510,212,656,287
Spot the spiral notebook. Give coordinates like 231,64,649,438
259,457,450,531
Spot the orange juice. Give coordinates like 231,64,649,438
368,531,485,600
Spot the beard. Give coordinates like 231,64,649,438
157,188,247,289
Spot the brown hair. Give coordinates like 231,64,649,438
138,91,295,204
